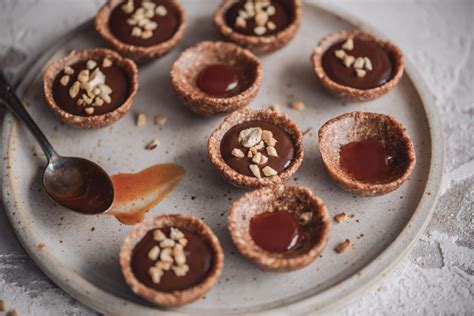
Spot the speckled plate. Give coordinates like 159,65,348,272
1,1,443,315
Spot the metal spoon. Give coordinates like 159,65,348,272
0,70,114,214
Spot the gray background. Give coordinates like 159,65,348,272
0,0,472,315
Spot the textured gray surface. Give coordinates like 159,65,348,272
0,0,472,315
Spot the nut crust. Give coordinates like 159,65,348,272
119,214,224,307
318,111,416,196
95,0,186,62
227,184,331,271
208,109,304,188
170,41,263,116
43,48,138,129
311,30,404,102
213,0,302,54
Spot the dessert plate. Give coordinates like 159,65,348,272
1,1,443,315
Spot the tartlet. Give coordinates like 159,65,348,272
43,48,138,129
208,108,304,188
170,41,263,116
120,214,224,307
95,0,186,62
318,111,416,196
214,0,302,54
311,30,404,102
228,184,330,271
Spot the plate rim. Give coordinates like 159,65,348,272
0,2,445,315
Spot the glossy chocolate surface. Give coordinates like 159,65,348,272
52,60,130,116
220,121,295,177
250,211,301,253
322,38,394,89
196,64,240,97
109,0,180,47
131,227,213,292
225,0,291,36
340,139,397,183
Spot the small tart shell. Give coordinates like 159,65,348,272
213,0,302,54
120,214,224,307
95,0,186,62
311,30,404,102
170,41,263,116
228,184,331,271
318,111,416,196
43,48,138,129
208,109,304,188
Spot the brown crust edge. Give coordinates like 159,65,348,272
213,0,302,54
95,0,186,62
119,214,224,307
43,48,138,129
318,111,416,196
311,30,404,102
170,41,264,116
227,184,331,271
208,108,304,188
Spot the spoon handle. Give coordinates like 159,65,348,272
0,70,57,160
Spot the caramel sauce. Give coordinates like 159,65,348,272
107,164,185,224
339,139,395,183
249,211,301,253
196,64,239,97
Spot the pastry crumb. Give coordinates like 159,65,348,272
136,112,147,127
335,212,348,223
155,115,167,127
335,239,352,253
290,100,305,111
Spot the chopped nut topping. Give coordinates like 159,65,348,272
131,26,142,37
159,238,175,248
142,30,153,39
255,11,268,26
173,244,186,265
266,5,276,15
153,229,166,241
249,164,261,178
148,245,160,260
232,148,245,158
93,97,104,107
59,75,70,86
136,112,147,127
262,166,277,177
342,38,354,50
335,239,352,253
84,107,95,115
290,100,305,111
69,81,80,98
267,21,276,30
64,66,74,75
353,57,365,69
239,127,262,148
236,16,247,28
334,49,346,59
254,141,265,150
155,260,172,270
343,55,355,68
87,60,97,70
155,114,167,126
148,266,163,283
299,212,312,224
160,248,173,262
121,0,134,14
142,1,156,10
82,94,93,105
170,227,185,240
172,264,189,277
76,99,85,107
101,94,112,104
364,57,373,71
155,5,167,16
102,57,113,68
145,139,160,150
356,69,367,78
144,21,158,31
178,238,188,246
252,152,262,164
260,154,268,164
261,130,273,143
335,212,348,223
254,26,267,35
266,146,278,157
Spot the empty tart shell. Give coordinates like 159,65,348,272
228,184,331,271
43,48,138,129
311,30,404,102
95,0,186,62
318,111,416,196
170,41,263,116
213,0,302,54
208,108,304,188
120,214,224,307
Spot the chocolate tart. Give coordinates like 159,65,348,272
318,111,416,196
311,30,404,102
228,184,330,271
170,41,263,116
95,0,186,62
213,0,302,54
120,214,224,306
208,109,304,188
43,48,138,129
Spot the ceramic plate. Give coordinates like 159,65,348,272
1,1,443,315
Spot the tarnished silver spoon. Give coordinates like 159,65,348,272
0,70,114,214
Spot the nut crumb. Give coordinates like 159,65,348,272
155,115,167,126
335,239,352,253
145,139,160,150
136,113,147,127
335,212,348,223
290,100,305,111
269,104,280,112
